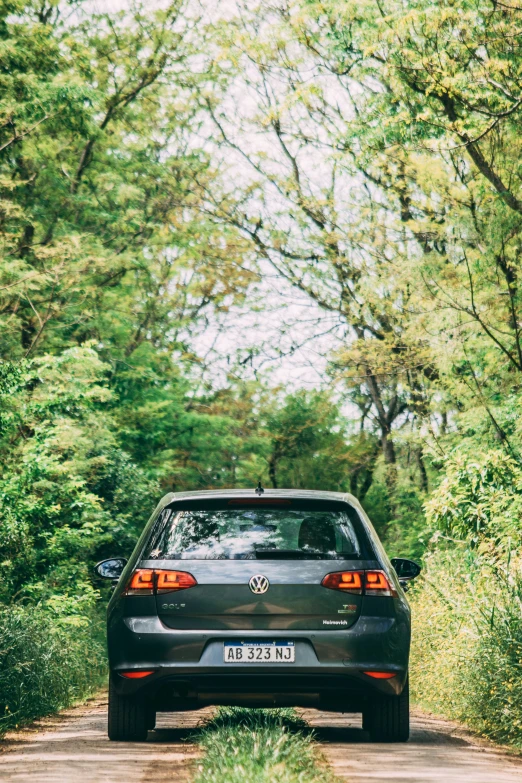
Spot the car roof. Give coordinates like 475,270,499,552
160,488,361,505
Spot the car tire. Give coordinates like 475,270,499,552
364,678,409,743
108,675,148,742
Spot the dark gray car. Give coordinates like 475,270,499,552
96,488,421,742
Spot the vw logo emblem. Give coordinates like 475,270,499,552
249,574,270,594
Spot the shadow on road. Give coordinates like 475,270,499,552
149,723,369,745
148,727,198,743
308,725,368,744
145,719,473,748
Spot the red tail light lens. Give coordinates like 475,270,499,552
125,569,197,595
156,570,197,593
127,569,155,595
322,571,363,593
120,670,155,679
364,570,396,597
363,671,396,679
322,570,396,596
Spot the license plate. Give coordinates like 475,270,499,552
223,641,295,663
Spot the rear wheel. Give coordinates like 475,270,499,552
363,679,409,743
108,675,148,742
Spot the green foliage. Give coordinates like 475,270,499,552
426,451,522,548
265,391,357,491
0,346,157,603
410,449,522,747
0,0,253,361
0,599,105,733
194,707,335,783
378,482,428,561
410,548,522,748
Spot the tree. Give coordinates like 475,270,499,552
0,0,254,362
264,390,356,491
201,0,437,495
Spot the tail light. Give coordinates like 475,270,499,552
127,569,155,594
321,571,363,594
156,570,197,593
126,569,197,595
363,671,396,679
364,570,396,597
120,670,155,679
322,569,396,597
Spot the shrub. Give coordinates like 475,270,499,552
410,548,522,748
0,602,106,735
425,450,522,548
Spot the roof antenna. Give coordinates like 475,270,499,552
255,481,265,496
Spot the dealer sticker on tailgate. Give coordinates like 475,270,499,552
223,641,295,663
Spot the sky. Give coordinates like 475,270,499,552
188,265,346,391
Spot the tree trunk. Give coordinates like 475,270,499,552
415,447,428,492
358,469,374,501
381,429,397,498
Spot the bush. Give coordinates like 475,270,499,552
425,450,522,548
0,603,106,735
410,548,522,748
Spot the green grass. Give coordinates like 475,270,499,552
193,707,336,783
0,604,106,735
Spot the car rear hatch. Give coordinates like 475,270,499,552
141,498,375,631
153,560,370,630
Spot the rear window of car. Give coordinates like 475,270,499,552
144,504,364,560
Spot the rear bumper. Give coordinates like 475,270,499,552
112,670,406,710
108,614,410,707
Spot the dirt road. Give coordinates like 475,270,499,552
1,698,522,783
0,697,207,783
303,709,522,782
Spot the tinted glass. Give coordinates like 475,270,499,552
144,507,361,560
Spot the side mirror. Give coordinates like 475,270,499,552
391,558,422,581
94,557,127,580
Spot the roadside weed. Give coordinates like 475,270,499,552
194,707,336,783
410,549,522,749
0,604,106,735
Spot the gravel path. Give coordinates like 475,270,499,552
1,698,522,782
0,697,209,782
302,708,522,782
